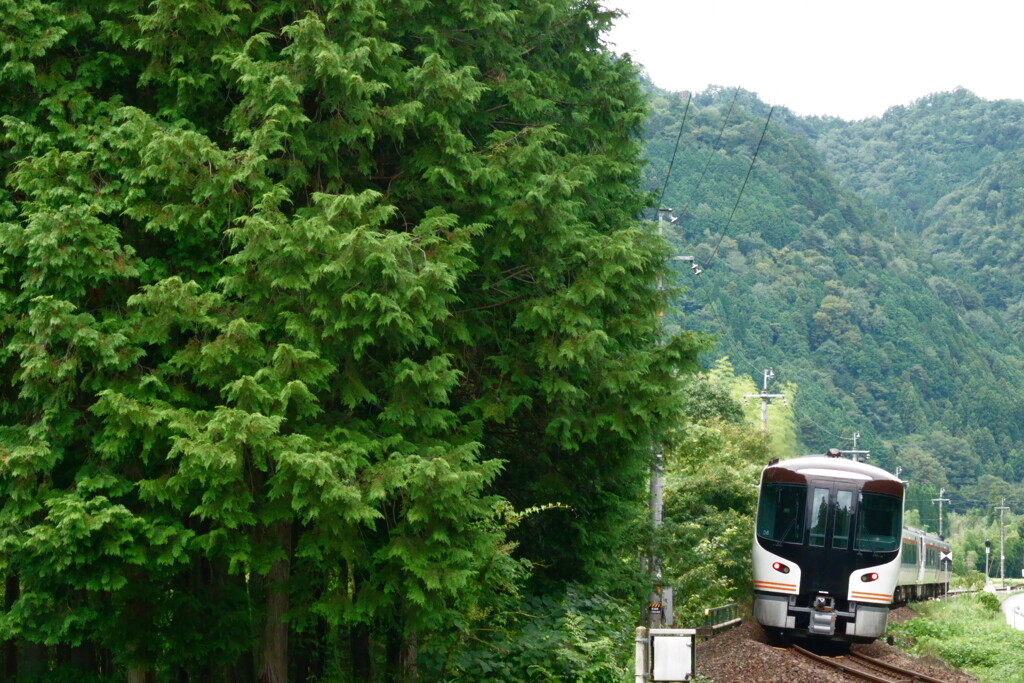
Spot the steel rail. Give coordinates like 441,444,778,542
791,644,898,683
849,650,952,683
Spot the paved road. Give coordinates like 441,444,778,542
1000,590,1024,630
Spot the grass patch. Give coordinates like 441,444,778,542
886,594,1024,681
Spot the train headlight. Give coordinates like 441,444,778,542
772,562,790,574
860,572,879,582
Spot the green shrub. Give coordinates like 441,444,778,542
923,637,1002,668
887,615,953,641
887,598,1024,682
438,586,634,682
975,591,1002,612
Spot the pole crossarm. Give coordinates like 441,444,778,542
743,369,786,431
932,487,951,538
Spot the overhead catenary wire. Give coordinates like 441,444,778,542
705,106,774,268
682,88,740,214
656,92,693,210
656,96,915,461
661,95,1017,477
670,100,869,454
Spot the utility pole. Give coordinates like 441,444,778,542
743,368,786,431
837,432,869,462
645,207,695,628
931,488,950,538
996,498,1010,589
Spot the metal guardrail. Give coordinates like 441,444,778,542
949,583,1024,596
702,603,739,627
1011,606,1024,631
695,603,742,638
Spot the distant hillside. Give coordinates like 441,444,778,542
815,89,1024,314
641,82,1024,521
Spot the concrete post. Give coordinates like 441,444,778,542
634,626,648,683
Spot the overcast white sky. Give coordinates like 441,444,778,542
603,0,1024,120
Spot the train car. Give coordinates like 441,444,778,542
895,526,951,602
752,449,905,643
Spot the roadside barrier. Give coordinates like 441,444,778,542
696,603,741,639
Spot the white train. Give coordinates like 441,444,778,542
895,525,952,602
752,449,951,643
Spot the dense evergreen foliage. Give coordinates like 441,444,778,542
9,2,1024,677
0,2,706,679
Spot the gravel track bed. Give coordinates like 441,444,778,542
694,607,977,682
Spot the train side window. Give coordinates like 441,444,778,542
809,488,829,547
832,490,853,549
901,540,918,566
855,492,902,552
756,483,806,544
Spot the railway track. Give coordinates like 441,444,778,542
792,643,954,682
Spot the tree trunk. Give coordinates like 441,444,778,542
4,575,17,681
124,577,152,683
19,643,46,680
56,641,96,676
402,630,418,682
71,644,97,674
258,520,291,683
386,624,401,680
349,624,371,681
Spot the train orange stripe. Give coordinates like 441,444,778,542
754,581,796,590
851,591,892,601
754,580,796,588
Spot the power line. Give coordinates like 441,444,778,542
701,285,890,455
706,106,774,268
656,93,693,209
657,98,924,456
682,88,740,214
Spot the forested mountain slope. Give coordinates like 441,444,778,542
815,89,1024,319
642,83,1024,519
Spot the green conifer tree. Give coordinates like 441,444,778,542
1,0,701,678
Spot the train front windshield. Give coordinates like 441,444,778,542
757,482,902,551
855,492,901,552
756,483,806,543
